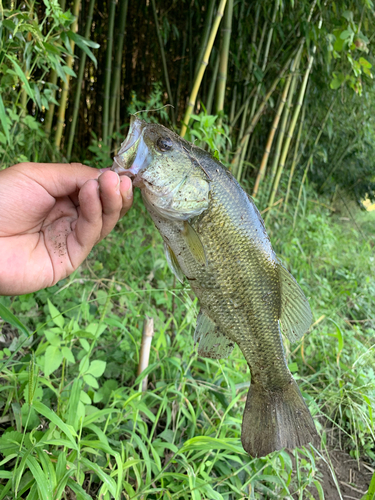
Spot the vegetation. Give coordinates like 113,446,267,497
1,0,375,498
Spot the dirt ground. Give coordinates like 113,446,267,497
311,448,374,499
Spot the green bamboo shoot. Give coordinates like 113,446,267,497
215,0,233,116
54,0,81,149
108,0,129,142
283,104,305,213
66,0,96,160
151,0,175,125
180,0,228,138
102,0,116,145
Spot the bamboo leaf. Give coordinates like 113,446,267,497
67,31,98,67
5,55,34,101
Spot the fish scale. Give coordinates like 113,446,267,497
112,116,317,457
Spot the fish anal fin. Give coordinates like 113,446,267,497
195,310,234,359
182,221,207,266
164,242,184,283
278,262,313,343
241,378,318,457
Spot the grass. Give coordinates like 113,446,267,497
0,186,374,499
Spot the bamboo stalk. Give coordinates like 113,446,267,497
44,0,65,136
194,0,215,81
230,50,296,168
206,50,220,115
237,5,260,144
66,0,96,160
174,19,188,119
265,12,321,201
180,0,228,138
54,0,81,149
236,15,270,182
108,0,129,142
253,77,292,198
265,49,302,213
293,97,336,227
283,104,305,213
102,0,116,145
215,0,233,117
227,0,245,145
44,71,58,135
151,0,175,125
137,317,154,392
232,2,318,170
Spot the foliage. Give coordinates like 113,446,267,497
184,106,231,159
0,186,374,498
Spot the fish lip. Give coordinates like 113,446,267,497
111,116,146,176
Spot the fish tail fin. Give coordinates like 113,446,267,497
241,378,318,457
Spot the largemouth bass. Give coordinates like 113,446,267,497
112,116,317,457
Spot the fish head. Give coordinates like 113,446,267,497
112,116,210,220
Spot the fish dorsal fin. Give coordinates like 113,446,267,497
182,221,207,266
195,310,235,359
163,242,184,283
278,262,313,343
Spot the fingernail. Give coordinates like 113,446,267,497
121,176,133,200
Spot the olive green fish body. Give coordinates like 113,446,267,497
112,117,317,457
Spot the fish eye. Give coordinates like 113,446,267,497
156,137,173,152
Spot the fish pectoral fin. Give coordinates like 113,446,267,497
195,310,234,359
278,262,313,343
164,242,184,283
181,221,207,266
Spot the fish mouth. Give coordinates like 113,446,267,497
111,116,150,184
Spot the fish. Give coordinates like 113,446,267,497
112,116,318,457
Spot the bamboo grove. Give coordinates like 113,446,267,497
1,0,375,213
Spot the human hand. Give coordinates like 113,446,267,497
0,162,133,295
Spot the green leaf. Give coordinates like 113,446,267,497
364,470,375,500
83,374,99,388
45,330,61,347
67,478,93,499
359,57,372,68
330,77,343,90
4,55,34,101
80,390,91,404
79,338,90,352
340,30,352,40
62,65,77,77
33,401,78,450
80,457,116,496
47,299,64,328
79,355,90,374
87,360,106,378
67,378,83,430
0,303,30,338
0,95,10,144
67,31,98,67
25,456,52,500
62,346,75,363
44,345,63,377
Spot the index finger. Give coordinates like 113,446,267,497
10,162,102,198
